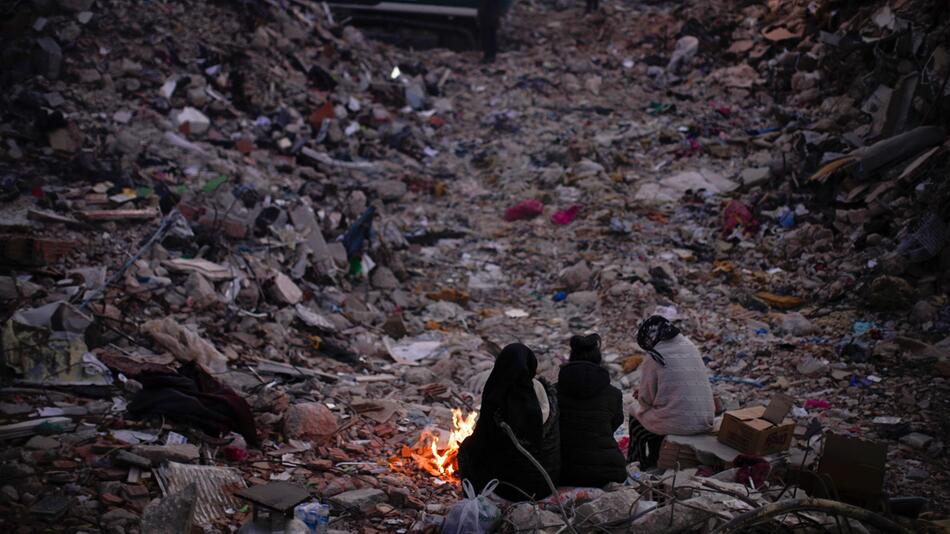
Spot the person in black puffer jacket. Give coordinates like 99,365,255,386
557,334,628,486
457,343,560,501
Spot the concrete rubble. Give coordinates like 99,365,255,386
0,0,948,531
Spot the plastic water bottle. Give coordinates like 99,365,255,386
314,503,330,534
304,506,319,532
294,502,317,533
293,503,307,523
294,502,330,534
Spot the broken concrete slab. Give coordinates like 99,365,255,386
115,450,152,469
162,258,234,281
24,435,61,451
328,488,386,513
663,434,745,465
289,204,334,274
131,444,200,464
900,432,934,450
506,502,565,534
269,271,303,305
174,107,210,135
371,266,399,290
142,483,197,534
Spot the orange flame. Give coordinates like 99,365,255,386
407,408,478,481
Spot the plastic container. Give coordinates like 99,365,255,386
294,502,330,534
313,503,330,534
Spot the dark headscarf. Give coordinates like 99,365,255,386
479,343,543,444
636,315,680,366
569,333,602,364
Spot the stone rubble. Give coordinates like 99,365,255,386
0,0,948,531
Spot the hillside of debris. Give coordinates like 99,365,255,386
1,0,949,532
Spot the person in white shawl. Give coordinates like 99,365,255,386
629,316,715,468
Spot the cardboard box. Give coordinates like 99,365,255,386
717,405,794,456
818,433,887,507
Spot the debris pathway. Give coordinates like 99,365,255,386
0,0,948,532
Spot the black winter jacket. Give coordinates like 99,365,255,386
557,361,627,486
457,379,560,501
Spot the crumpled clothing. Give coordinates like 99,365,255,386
340,206,376,260
504,200,544,222
722,199,758,238
128,361,258,446
734,454,771,489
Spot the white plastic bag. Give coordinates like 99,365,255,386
441,479,502,534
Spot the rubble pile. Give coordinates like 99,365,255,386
0,0,948,531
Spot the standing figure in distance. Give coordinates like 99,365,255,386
477,0,512,62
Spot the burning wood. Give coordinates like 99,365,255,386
396,408,477,482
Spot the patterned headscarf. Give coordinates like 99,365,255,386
636,315,680,366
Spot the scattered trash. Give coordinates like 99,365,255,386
1,0,947,529
141,317,229,373
721,200,758,238
385,336,444,365
441,480,501,534
2,301,111,386
754,292,803,310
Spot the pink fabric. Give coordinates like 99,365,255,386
551,205,582,225
636,335,715,436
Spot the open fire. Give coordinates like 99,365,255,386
400,408,478,481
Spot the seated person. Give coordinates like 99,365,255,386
458,343,560,501
630,316,715,469
557,334,627,486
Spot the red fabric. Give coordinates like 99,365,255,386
308,101,335,127
504,200,544,222
734,454,770,489
617,436,630,456
722,200,758,238
223,445,249,462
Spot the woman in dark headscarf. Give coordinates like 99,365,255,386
457,343,560,501
557,334,627,486
629,316,715,468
